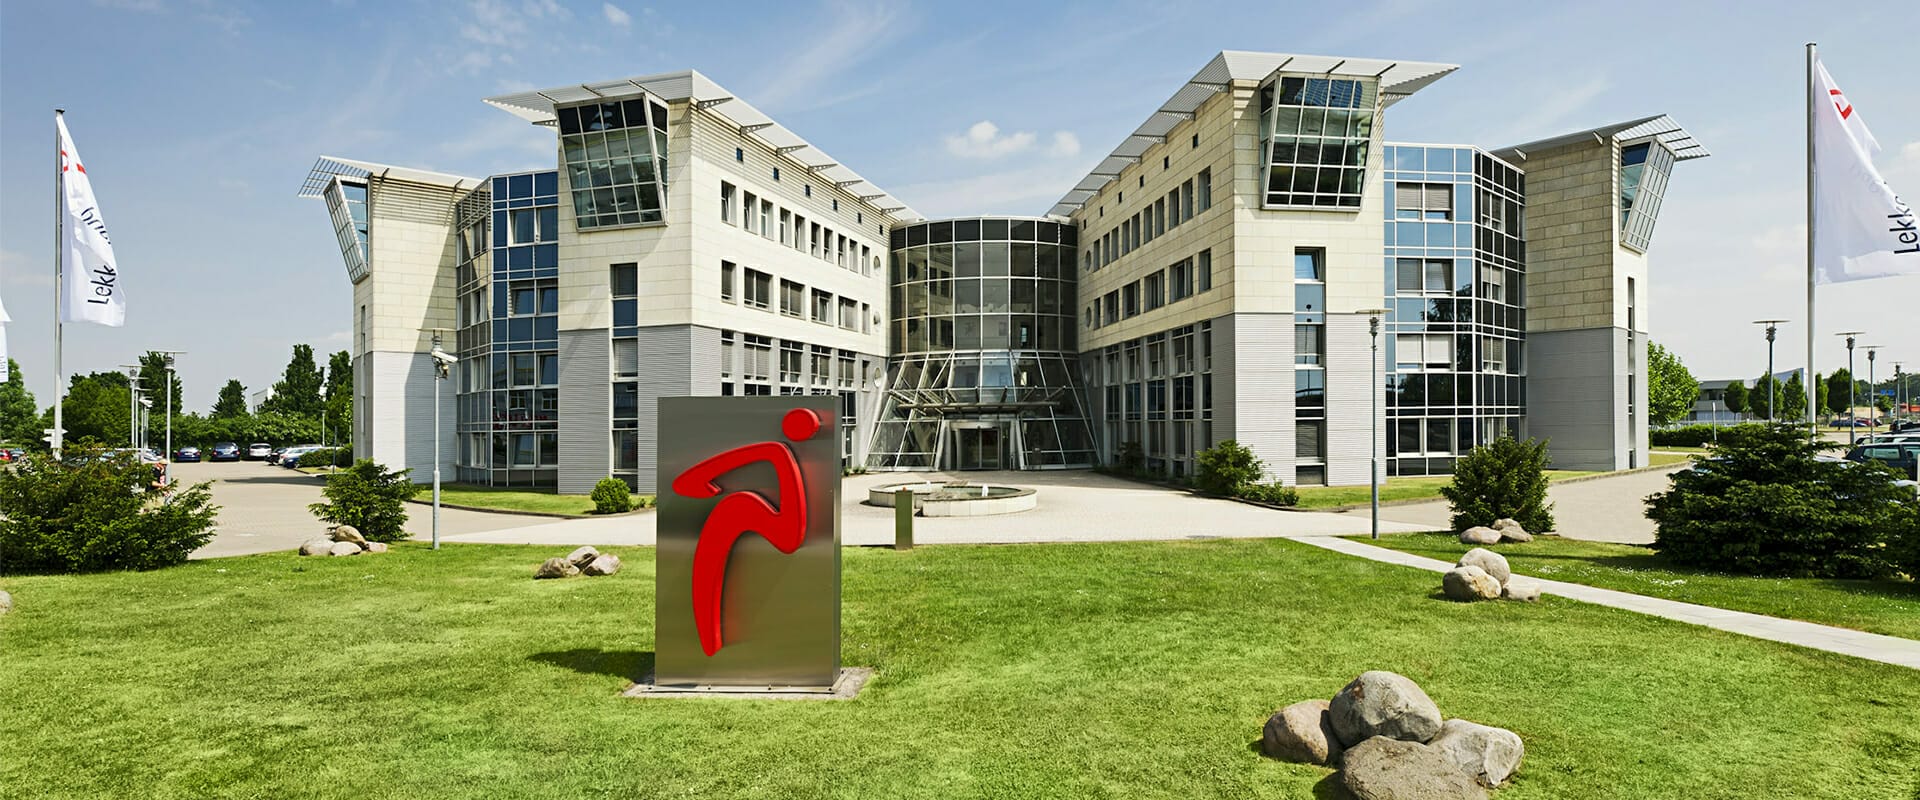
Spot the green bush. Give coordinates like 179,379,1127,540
308,459,417,543
1440,436,1555,533
296,448,341,468
591,476,633,514
1647,424,1919,578
1238,482,1299,506
1115,441,1145,475
1650,423,1765,448
0,448,220,574
1193,440,1264,496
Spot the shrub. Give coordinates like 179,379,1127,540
1193,440,1264,496
0,448,220,574
1650,423,1765,448
591,476,633,514
1115,441,1144,475
1647,424,1918,578
1238,482,1299,506
296,448,339,468
308,459,418,543
1440,436,1555,533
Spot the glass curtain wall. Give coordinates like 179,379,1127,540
1617,140,1675,252
556,94,670,228
1258,75,1379,209
1381,145,1527,476
1088,322,1214,478
869,218,1095,470
455,170,562,487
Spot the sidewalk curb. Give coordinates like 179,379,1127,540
402,498,655,520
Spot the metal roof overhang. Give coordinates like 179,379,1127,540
1493,114,1711,163
297,156,479,198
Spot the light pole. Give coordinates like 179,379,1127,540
1754,320,1788,423
428,330,454,550
120,364,141,449
1359,308,1391,540
1864,346,1883,431
138,397,152,451
155,351,185,484
1836,332,1863,444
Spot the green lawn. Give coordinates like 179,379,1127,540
426,484,654,516
1355,532,1920,641
1292,468,1610,509
4,542,1919,798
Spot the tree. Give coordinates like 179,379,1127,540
1646,342,1700,427
0,447,220,574
59,371,133,446
1721,381,1748,421
1749,373,1777,420
1440,436,1555,534
264,344,324,418
309,460,418,542
323,350,353,441
212,379,249,419
136,351,184,417
0,359,39,445
1780,372,1808,422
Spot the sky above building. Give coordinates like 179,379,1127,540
0,0,1914,412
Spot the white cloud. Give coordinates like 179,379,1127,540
602,2,631,27
893,158,1101,219
1475,75,1611,146
1047,131,1081,159
752,1,906,112
946,121,1035,159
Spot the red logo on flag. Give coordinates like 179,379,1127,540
1830,88,1853,120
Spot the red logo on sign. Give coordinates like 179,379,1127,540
1830,88,1853,120
669,408,821,656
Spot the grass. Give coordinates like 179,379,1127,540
1292,468,1609,509
427,483,654,516
1354,532,1920,641
4,541,1920,799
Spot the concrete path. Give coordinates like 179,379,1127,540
1300,536,1920,670
1376,464,1688,544
445,469,1435,547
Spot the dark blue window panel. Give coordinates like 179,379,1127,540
508,247,532,269
613,326,638,339
493,289,508,318
493,211,508,247
509,197,533,208
493,177,509,197
535,171,557,196
535,316,557,340
539,210,558,242
509,174,533,198
509,318,534,341
613,298,637,327
535,244,557,267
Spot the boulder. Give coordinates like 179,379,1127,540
1340,736,1488,800
363,542,390,554
1457,527,1501,545
1498,528,1533,543
329,524,367,545
0,590,12,615
1500,577,1542,603
1429,719,1523,788
1329,671,1443,747
1442,565,1501,602
1262,699,1344,766
1492,518,1528,537
566,546,601,568
535,557,579,579
1456,548,1511,587
299,537,336,556
328,542,363,557
583,554,622,577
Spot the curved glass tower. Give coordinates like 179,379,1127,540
868,217,1095,470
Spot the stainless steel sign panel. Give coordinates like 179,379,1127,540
655,396,841,688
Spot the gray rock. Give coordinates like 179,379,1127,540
0,590,12,615
1262,699,1344,766
1456,548,1511,587
566,546,600,568
583,554,622,577
1499,528,1534,543
328,541,363,557
329,524,367,545
1341,736,1488,800
1442,565,1502,602
1492,518,1528,537
1458,527,1501,545
1501,577,1542,603
299,537,336,556
1429,719,1524,788
1329,671,1444,747
362,542,389,554
535,557,579,579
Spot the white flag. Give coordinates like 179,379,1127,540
1812,58,1919,284
58,115,125,326
0,290,10,382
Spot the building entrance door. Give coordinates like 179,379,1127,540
951,425,1002,470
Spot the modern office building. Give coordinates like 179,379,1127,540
303,50,1703,492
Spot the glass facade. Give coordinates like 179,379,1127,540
1381,145,1527,476
1258,76,1379,209
557,95,670,228
870,217,1095,469
322,177,370,282
1087,322,1215,478
454,170,562,487
1617,140,1675,252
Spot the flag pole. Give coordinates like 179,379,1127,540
52,109,65,460
1804,43,1817,438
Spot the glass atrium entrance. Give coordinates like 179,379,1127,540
950,423,1005,471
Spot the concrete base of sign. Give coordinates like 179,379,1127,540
622,667,873,700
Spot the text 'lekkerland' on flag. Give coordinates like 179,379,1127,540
1812,57,1919,284
58,114,125,326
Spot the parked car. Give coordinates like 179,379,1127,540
173,446,202,462
266,447,286,465
209,442,242,462
245,442,273,460
1893,420,1920,433
1844,442,1920,480
1828,418,1874,428
278,445,324,468
3,447,22,461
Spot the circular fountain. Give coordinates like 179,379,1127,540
865,481,1037,516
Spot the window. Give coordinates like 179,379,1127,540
1168,258,1193,302
743,268,772,309
1294,249,1324,281
743,335,772,380
780,341,802,383
1122,282,1141,318
613,339,639,377
1394,334,1454,370
610,263,638,297
1143,272,1164,312
509,208,540,244
860,303,871,333
720,261,736,302
759,200,772,238
1258,76,1375,208
772,167,780,181
780,209,792,244
1395,258,1452,295
720,182,735,224
1393,182,1454,220
1295,324,1324,365
1482,335,1508,372
735,147,744,162
557,97,669,228
1197,168,1212,212
838,297,859,330
804,184,812,197
811,288,832,323
1197,248,1212,291
780,279,804,317
1103,291,1119,325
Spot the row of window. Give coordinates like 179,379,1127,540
1087,249,1214,328
720,181,879,277
719,261,873,333
1084,168,1212,271
717,331,868,390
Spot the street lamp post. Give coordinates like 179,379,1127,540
1837,332,1863,444
1754,320,1787,423
155,351,185,484
1864,346,1883,430
120,364,141,449
1360,308,1391,540
428,330,454,551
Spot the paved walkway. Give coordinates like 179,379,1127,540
1376,464,1688,544
1300,536,1920,670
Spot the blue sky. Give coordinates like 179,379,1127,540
1,0,1915,411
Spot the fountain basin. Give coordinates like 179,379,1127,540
865,481,1037,516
